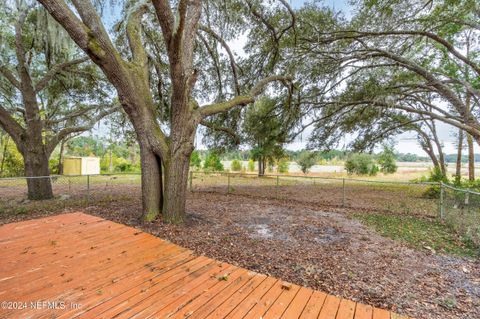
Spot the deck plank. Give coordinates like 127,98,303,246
318,295,342,319
281,287,314,318
299,290,328,318
373,307,391,319
354,303,374,319
336,299,356,319
0,213,409,319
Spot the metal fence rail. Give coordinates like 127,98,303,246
0,172,479,246
190,171,480,246
440,182,480,245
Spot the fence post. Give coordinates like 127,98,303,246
86,175,90,206
227,173,231,194
189,171,193,192
342,178,346,207
276,175,279,199
439,182,445,219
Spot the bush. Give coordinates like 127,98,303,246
418,166,449,198
297,151,317,174
247,159,255,172
203,152,224,171
378,145,397,174
277,158,289,173
345,153,378,176
49,158,60,174
0,142,23,177
190,150,202,170
231,159,242,171
115,158,132,172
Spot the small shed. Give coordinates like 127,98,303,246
63,157,100,175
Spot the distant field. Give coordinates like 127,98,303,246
221,160,480,181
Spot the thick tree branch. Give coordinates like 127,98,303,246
126,2,149,66
36,0,90,53
34,57,89,93
199,75,292,117
200,120,241,145
151,0,175,48
0,66,21,89
0,105,25,144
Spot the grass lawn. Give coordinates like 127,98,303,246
354,213,479,258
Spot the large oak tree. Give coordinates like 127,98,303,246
0,2,117,199
38,0,293,222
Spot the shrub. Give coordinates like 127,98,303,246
203,152,224,171
419,166,449,198
277,158,289,173
247,159,255,172
0,142,23,177
345,153,378,176
49,158,60,174
378,145,397,174
115,158,132,172
231,159,242,171
190,150,202,170
297,151,317,174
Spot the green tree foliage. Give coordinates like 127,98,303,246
301,0,480,164
247,159,255,172
203,152,224,171
345,153,379,176
277,158,289,173
378,145,398,174
297,151,317,174
231,159,242,172
0,139,23,177
190,151,202,170
66,136,107,157
243,97,296,175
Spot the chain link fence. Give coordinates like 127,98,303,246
190,171,437,214
0,174,142,214
440,183,480,245
190,171,480,246
1,172,479,245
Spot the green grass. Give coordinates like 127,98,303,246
354,213,479,258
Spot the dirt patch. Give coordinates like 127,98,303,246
1,191,478,319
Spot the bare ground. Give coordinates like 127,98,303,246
0,189,479,319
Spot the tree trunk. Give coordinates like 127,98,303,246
57,139,65,175
258,156,266,176
23,148,53,200
421,145,441,173
0,135,8,177
140,143,163,222
455,129,463,182
163,152,191,224
431,131,446,176
109,148,113,173
468,134,475,181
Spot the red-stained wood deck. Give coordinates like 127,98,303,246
0,213,409,319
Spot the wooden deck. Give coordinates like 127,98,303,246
0,213,408,319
